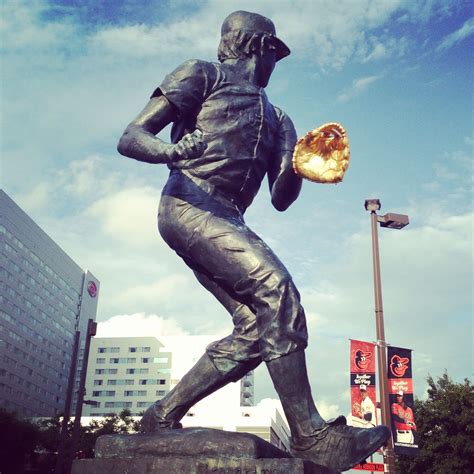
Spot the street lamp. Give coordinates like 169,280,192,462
69,319,97,465
364,199,409,474
56,319,97,474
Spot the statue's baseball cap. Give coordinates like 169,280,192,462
221,10,290,61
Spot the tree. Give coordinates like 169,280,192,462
396,372,474,473
80,409,140,457
0,408,142,472
0,408,40,474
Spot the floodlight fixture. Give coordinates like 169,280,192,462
378,213,409,230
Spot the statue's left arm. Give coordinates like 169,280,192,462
268,109,302,211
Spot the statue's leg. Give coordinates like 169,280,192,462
267,350,390,471
141,351,258,432
266,349,325,436
141,257,262,433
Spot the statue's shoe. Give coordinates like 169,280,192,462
290,416,391,472
140,403,182,433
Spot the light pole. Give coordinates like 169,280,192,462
68,318,97,473
55,330,81,474
364,199,409,474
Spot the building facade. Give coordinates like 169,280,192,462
83,335,289,450
0,190,99,417
83,335,254,417
83,337,172,416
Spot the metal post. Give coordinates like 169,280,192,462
55,330,80,474
68,319,97,472
369,210,395,473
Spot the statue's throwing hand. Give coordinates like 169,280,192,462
172,129,207,161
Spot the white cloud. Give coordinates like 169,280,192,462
90,20,219,60
437,17,474,51
0,0,77,52
337,75,382,102
113,274,192,308
96,313,189,337
85,185,163,247
363,43,388,62
1,0,456,193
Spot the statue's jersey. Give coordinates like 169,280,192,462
152,59,296,211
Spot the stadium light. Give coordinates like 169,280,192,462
364,199,409,474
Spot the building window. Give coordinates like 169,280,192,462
153,357,169,363
109,357,137,364
94,380,103,386
141,358,149,363
139,379,167,386
104,401,132,408
124,390,147,397
156,390,167,396
98,347,120,353
92,391,116,397
95,368,117,374
136,401,150,408
107,379,134,386
129,347,136,352
96,358,105,364
142,347,151,352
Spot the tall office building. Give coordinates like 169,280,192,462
0,190,99,417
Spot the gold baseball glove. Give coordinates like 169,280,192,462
292,122,350,184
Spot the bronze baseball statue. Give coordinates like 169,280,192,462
118,10,388,471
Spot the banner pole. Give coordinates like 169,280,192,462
369,209,396,473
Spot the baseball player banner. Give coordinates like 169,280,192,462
350,339,377,427
387,346,418,455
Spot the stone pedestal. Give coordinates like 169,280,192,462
72,428,338,474
72,456,330,473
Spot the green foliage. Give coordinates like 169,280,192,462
0,408,141,472
396,372,474,473
80,409,141,457
0,408,41,474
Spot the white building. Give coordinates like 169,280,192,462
0,190,99,417
83,335,289,450
83,336,173,416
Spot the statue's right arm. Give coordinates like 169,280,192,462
117,95,176,164
117,95,206,164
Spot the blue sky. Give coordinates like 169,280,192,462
1,0,472,418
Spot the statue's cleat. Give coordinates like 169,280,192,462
140,403,183,433
290,416,391,472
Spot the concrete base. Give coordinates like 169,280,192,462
72,456,336,473
72,428,339,473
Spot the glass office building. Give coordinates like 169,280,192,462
0,190,99,417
